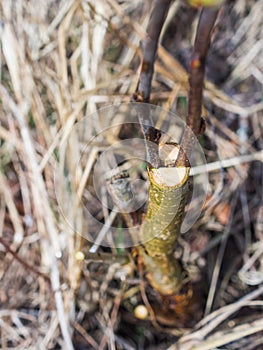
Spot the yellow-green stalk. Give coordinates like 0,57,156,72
139,144,190,295
187,0,224,7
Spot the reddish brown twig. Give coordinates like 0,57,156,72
0,236,50,282
132,0,171,168
176,7,219,165
73,322,99,349
187,7,219,135
133,0,172,103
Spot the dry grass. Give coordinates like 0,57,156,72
0,0,262,349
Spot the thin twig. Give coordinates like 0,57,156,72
0,236,50,282
0,171,24,243
187,7,219,136
133,0,172,102
73,322,99,349
185,318,263,350
89,207,118,253
170,284,263,350
131,1,172,168
190,150,263,175
204,192,239,315
177,7,220,166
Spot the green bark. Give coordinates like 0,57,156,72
139,161,190,295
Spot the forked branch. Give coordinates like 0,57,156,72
133,4,221,296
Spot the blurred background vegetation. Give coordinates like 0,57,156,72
0,0,263,349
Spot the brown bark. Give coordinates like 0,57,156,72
131,1,172,168
132,0,172,103
176,7,219,166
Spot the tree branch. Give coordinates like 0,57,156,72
133,0,172,103
176,7,219,166
132,0,172,168
0,236,50,282
187,7,219,135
